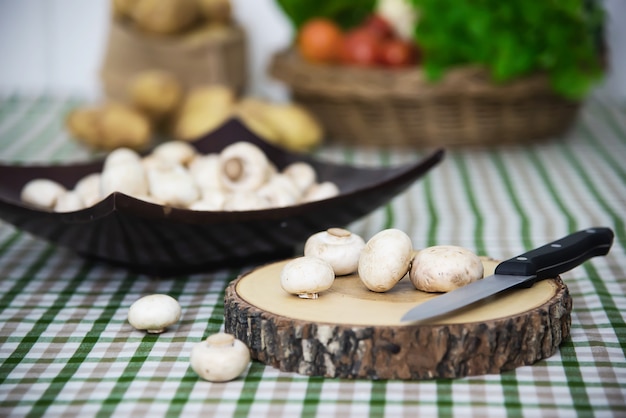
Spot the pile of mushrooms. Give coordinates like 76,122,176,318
280,227,485,298
19,140,339,212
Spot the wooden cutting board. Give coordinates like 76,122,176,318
224,257,572,380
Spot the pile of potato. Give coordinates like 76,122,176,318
66,70,324,152
112,0,232,36
67,1,324,153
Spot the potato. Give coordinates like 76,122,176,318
111,0,140,19
130,0,199,35
172,85,235,141
263,104,323,151
99,103,152,149
129,70,183,120
66,107,104,147
235,98,282,144
66,103,152,150
197,0,232,24
234,99,323,151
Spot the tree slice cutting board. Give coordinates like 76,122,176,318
224,257,572,380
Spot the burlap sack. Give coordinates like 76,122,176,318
100,19,247,101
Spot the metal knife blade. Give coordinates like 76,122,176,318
401,227,614,323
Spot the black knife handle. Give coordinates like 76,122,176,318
494,227,614,284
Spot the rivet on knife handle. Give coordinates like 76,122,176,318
494,227,615,285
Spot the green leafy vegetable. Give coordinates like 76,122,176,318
408,0,605,99
275,0,376,30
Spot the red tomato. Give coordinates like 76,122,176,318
338,30,382,67
362,14,395,40
297,18,343,63
379,39,419,68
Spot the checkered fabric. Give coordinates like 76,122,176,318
0,94,624,417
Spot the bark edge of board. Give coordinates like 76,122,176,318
224,274,572,380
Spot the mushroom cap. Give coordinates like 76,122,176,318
146,161,200,207
257,174,300,208
280,256,335,297
218,141,271,192
190,332,251,382
151,140,197,165
103,147,142,170
282,162,316,192
409,245,484,292
304,228,365,275
222,192,271,211
127,294,182,333
74,173,102,207
20,178,67,210
54,191,85,212
100,160,148,198
189,153,223,191
189,191,226,211
358,229,413,292
302,181,339,203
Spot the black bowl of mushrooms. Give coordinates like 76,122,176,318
0,119,444,276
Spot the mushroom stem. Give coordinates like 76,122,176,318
298,292,319,300
327,227,351,238
206,333,235,346
147,328,165,334
224,158,244,181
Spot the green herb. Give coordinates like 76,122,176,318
275,0,376,30
409,0,604,99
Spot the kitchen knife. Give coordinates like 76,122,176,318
401,227,614,323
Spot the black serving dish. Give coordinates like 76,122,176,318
0,119,444,276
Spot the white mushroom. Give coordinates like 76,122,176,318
268,173,301,198
257,174,300,208
409,245,484,292
54,191,85,212
151,140,197,166
189,192,226,211
358,229,413,292
282,162,317,193
304,228,365,275
103,147,142,169
190,332,250,382
188,153,223,191
218,142,272,192
302,181,340,203
100,158,148,198
20,178,66,210
146,161,199,207
127,294,182,334
222,192,270,211
73,173,102,207
141,154,163,171
280,256,335,299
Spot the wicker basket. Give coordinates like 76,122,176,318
100,19,248,101
270,50,581,147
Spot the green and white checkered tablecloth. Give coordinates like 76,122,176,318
0,94,624,417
